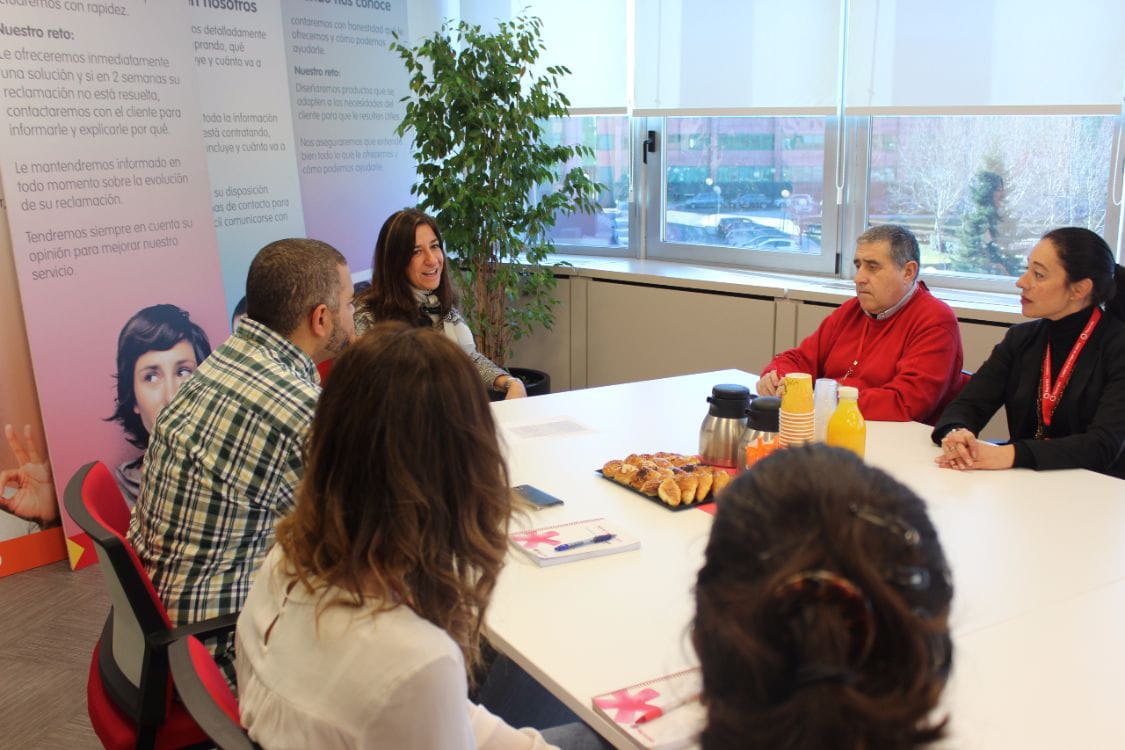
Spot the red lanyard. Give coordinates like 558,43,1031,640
842,317,870,383
1040,307,1101,428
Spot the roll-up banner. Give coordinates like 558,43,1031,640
280,0,412,271
189,2,307,321
0,2,229,568
0,0,413,571
0,182,65,577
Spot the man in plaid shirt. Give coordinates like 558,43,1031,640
128,238,355,686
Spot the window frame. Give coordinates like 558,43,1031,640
546,114,636,259
643,116,841,275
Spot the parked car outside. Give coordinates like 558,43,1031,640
775,193,817,212
683,192,722,212
751,236,804,252
725,227,792,248
718,216,766,236
733,191,773,210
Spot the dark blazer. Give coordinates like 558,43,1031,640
932,310,1125,479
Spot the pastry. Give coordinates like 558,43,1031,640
614,463,639,485
657,477,682,506
673,470,699,504
712,468,732,496
602,451,720,507
693,467,713,501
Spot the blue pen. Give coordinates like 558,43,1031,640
554,533,615,552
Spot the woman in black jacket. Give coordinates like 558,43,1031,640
933,227,1125,478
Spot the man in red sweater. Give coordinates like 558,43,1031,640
758,225,964,423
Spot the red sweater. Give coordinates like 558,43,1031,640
762,284,964,423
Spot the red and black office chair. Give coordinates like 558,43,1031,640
169,635,259,750
64,461,238,749
316,357,334,384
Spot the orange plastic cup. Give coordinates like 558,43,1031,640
781,372,814,413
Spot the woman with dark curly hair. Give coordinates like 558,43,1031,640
694,444,953,750
235,322,600,748
354,208,527,399
106,303,211,505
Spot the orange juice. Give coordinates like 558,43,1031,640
826,386,866,458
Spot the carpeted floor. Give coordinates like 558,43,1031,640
0,560,107,749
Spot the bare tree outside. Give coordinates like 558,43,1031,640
871,115,1114,276
876,118,978,259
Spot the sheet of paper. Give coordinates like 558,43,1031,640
504,418,595,440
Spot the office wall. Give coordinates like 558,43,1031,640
585,280,777,387
508,276,575,392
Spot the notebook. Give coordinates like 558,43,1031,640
508,517,639,566
591,667,704,749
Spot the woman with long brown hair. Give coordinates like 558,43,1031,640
235,321,598,748
354,208,527,399
694,445,953,750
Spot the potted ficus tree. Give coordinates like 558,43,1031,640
391,15,603,395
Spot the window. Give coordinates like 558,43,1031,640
649,116,834,272
462,1,630,254
867,115,1116,278
535,0,1123,285
542,116,631,251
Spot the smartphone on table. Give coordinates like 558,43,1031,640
513,484,564,510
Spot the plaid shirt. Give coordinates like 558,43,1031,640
127,317,319,685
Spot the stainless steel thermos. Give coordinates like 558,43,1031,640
699,384,752,468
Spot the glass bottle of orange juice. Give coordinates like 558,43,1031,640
826,386,866,458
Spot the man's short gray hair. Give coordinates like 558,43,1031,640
857,225,920,269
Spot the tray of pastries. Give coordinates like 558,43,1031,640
599,452,732,510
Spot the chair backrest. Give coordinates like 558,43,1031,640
74,460,132,535
316,357,333,384
169,635,259,750
63,462,174,721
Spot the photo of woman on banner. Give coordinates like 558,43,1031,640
0,423,58,537
107,304,211,506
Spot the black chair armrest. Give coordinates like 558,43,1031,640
152,612,240,647
168,637,260,750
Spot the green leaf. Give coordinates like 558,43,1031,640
392,13,604,364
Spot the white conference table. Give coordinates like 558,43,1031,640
485,369,1125,750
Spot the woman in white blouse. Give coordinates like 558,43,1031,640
235,322,605,748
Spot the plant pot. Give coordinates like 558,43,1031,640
489,367,551,401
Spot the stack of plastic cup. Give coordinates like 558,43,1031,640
778,372,815,448
813,378,839,443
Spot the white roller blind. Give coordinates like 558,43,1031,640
633,0,842,115
846,0,1125,113
460,0,627,111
